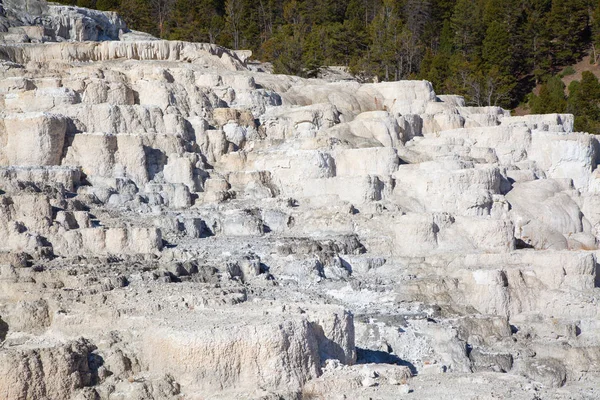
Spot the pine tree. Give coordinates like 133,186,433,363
444,53,478,103
482,21,511,74
302,25,324,77
366,0,405,81
422,0,455,47
419,48,450,92
403,0,431,75
95,0,119,11
77,0,96,9
522,0,552,84
529,76,567,114
343,0,368,60
567,72,600,133
450,0,485,59
591,2,600,63
481,19,517,106
569,72,600,116
168,0,197,41
119,0,156,36
548,0,590,67
55,0,600,109
225,0,243,49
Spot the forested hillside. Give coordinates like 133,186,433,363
57,0,600,109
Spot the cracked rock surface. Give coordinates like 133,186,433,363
1,1,600,399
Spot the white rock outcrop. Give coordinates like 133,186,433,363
1,1,600,399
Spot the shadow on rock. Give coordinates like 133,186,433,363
356,348,417,375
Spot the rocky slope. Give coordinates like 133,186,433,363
1,1,600,399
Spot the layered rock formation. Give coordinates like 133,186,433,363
1,1,600,399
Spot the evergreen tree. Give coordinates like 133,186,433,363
118,0,156,36
521,0,552,84
225,0,243,49
77,0,96,9
450,0,485,59
366,0,405,81
168,0,199,41
421,0,455,48
548,0,590,67
567,72,600,133
444,53,477,102
591,3,600,63
96,0,119,10
529,76,567,114
419,48,450,92
569,72,600,114
52,0,600,109
481,18,517,106
232,0,262,51
342,0,369,73
262,23,304,75
302,25,324,77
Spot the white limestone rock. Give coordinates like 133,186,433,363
260,103,340,140
140,304,354,394
528,131,599,190
501,113,574,133
0,3,599,399
393,160,503,216
506,179,596,250
2,112,67,166
0,339,96,400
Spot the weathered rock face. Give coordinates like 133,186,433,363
1,1,600,399
1,0,126,41
0,338,97,400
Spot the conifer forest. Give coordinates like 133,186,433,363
59,0,600,132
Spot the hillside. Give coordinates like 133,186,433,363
514,55,600,116
560,55,600,88
52,0,600,110
1,1,600,399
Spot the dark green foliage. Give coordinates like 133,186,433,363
261,24,304,76
548,0,590,67
529,71,600,134
118,0,155,36
567,72,600,133
450,0,485,59
592,4,600,63
95,0,120,10
54,0,600,108
529,76,567,114
76,0,96,8
521,0,552,85
559,66,576,77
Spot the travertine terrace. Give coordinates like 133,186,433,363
1,1,600,399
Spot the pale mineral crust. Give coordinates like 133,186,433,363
0,1,600,399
